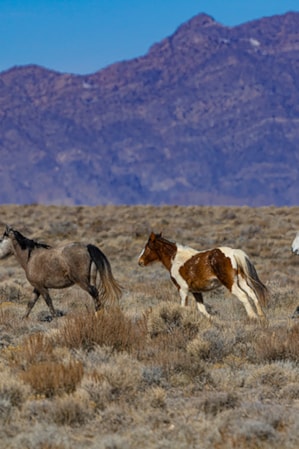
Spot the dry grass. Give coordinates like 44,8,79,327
20,359,84,398
54,307,147,353
0,204,299,448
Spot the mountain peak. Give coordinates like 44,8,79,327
0,12,299,206
174,12,221,35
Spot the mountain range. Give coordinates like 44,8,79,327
1,11,299,206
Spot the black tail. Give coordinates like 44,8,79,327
87,244,122,305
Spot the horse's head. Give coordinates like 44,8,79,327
3,225,14,238
0,225,14,258
2,225,27,247
138,232,163,266
291,231,299,255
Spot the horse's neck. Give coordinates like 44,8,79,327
11,239,31,270
156,240,177,271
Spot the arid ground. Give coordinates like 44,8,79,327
0,205,299,449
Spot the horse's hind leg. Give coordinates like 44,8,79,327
40,290,57,317
23,288,40,319
210,253,257,319
78,280,102,311
231,280,258,319
238,276,265,317
88,285,102,311
76,272,102,311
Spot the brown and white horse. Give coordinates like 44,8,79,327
138,232,269,320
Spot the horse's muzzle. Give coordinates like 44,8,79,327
138,258,145,267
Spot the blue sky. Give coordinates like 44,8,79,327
1,0,299,75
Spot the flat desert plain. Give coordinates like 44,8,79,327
0,204,298,449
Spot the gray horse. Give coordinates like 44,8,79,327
0,225,122,318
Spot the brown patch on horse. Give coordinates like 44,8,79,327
178,250,223,292
208,249,235,292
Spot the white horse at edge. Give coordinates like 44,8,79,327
291,232,299,318
291,232,299,255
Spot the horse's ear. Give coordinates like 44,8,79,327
149,231,162,241
4,225,11,235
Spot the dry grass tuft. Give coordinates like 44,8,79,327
82,352,143,410
200,391,239,416
54,308,147,353
20,359,83,398
147,302,200,338
48,392,93,426
147,386,167,409
15,333,55,368
187,334,212,360
254,323,299,362
0,370,30,409
0,282,23,303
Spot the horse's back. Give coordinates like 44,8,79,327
59,242,91,269
217,246,248,268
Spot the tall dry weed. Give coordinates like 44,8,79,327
254,323,299,362
16,333,54,368
20,359,83,398
54,308,147,353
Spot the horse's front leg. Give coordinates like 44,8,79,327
179,287,189,307
23,288,40,319
41,290,57,317
192,292,212,319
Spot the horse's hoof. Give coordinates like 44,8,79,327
38,314,53,322
291,306,299,319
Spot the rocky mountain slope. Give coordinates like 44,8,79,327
1,11,299,206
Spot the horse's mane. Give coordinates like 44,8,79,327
155,234,177,248
12,230,51,252
152,234,178,261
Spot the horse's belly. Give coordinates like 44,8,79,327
27,263,73,289
190,278,222,292
45,278,74,289
177,256,222,292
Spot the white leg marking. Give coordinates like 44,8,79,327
179,288,188,307
238,276,265,317
196,302,212,318
231,282,258,319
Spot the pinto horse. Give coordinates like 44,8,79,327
138,232,269,320
0,225,122,318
